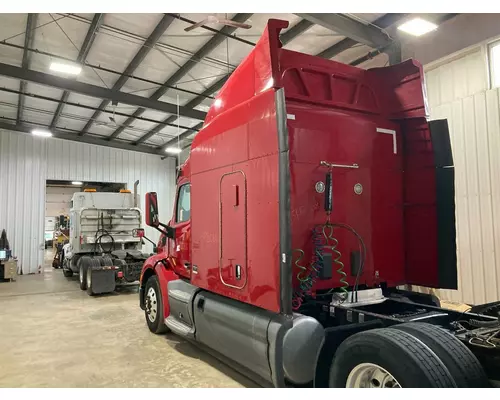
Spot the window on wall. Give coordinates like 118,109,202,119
490,40,500,88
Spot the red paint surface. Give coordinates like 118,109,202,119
140,255,179,321
144,19,445,314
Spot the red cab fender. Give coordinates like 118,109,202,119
139,254,179,322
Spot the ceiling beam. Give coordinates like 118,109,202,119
134,77,227,145
349,13,460,67
0,41,214,100
0,87,198,133
0,62,207,121
316,13,408,60
79,14,176,136
280,19,314,45
107,13,253,140
50,13,104,129
17,13,38,124
0,121,163,155
296,13,392,49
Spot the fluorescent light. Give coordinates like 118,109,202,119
49,61,82,75
31,128,52,137
398,18,438,37
72,181,83,185
165,147,182,154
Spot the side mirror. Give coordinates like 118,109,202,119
132,228,145,238
145,192,159,227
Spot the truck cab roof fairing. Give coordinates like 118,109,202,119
192,20,289,143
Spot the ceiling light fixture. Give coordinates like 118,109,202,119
165,147,182,154
397,18,438,37
72,181,83,185
31,128,52,137
49,61,82,75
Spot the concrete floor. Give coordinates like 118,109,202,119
0,250,256,388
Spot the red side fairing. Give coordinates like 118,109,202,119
190,89,281,312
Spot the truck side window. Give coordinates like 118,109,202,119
176,184,191,223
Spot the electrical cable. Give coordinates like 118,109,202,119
292,226,325,311
322,224,349,300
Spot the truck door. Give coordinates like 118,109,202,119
169,183,191,277
219,171,247,288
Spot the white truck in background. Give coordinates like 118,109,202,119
62,181,154,295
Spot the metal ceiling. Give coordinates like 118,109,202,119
0,13,459,157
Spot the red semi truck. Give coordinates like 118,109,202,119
138,19,500,388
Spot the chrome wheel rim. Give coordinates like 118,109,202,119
346,363,401,388
146,287,158,323
79,265,83,284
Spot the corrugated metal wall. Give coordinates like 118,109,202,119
424,47,500,305
0,130,176,274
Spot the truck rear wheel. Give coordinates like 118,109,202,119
86,267,94,296
329,328,456,388
393,322,489,388
144,275,169,334
78,256,91,290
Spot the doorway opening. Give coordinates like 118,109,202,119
44,180,126,274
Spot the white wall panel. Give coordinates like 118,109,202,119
45,187,82,217
423,48,500,304
0,130,176,274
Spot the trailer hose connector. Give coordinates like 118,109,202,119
322,224,349,300
292,227,325,311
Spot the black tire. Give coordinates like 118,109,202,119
63,268,73,277
112,259,126,267
329,328,456,388
144,275,169,334
86,265,95,296
78,256,91,290
100,256,113,266
393,322,489,388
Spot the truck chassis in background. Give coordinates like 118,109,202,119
61,181,150,296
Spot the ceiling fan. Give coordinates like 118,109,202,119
184,14,252,32
95,105,134,129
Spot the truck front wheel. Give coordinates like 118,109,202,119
329,328,457,388
144,276,169,334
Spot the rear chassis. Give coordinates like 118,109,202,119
64,253,144,295
139,273,500,388
311,288,500,386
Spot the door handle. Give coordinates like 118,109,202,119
184,262,191,269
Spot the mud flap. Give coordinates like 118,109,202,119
90,269,116,295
